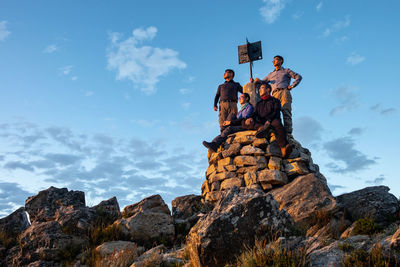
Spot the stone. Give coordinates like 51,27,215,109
265,141,281,157
260,182,273,191
217,157,232,168
54,205,97,235
390,226,400,249
25,186,85,223
268,156,282,170
92,196,121,223
243,171,257,187
257,169,288,185
205,164,217,178
336,186,400,226
253,138,268,148
222,143,241,158
240,145,264,156
220,178,243,190
201,181,210,195
270,173,336,224
307,241,344,267
243,82,259,107
208,171,236,183
0,207,30,247
131,245,166,267
225,165,237,172
116,195,174,246
204,191,224,203
208,151,222,165
211,181,220,191
284,160,310,177
187,187,294,267
233,155,258,166
94,241,138,267
236,166,258,174
122,195,170,217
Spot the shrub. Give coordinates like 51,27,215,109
235,240,306,267
341,244,398,267
352,218,382,236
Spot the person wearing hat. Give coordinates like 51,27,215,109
214,69,243,132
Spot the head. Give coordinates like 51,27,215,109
272,55,284,68
224,69,235,81
239,93,250,105
259,83,271,97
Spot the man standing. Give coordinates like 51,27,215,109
252,55,302,136
247,83,292,158
204,93,253,152
214,69,243,131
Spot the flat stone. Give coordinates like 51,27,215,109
253,138,268,148
257,169,288,185
265,141,281,157
256,156,267,164
225,165,237,172
229,130,256,138
201,181,210,195
222,143,241,158
234,156,258,166
284,161,309,177
268,156,282,170
208,172,236,183
206,164,217,178
260,182,273,191
240,145,264,156
217,157,233,169
233,135,256,145
237,166,258,174
220,178,243,190
204,191,223,203
244,171,257,186
209,152,222,165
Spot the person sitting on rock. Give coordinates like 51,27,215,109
203,93,254,152
247,82,292,158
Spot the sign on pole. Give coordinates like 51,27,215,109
238,39,262,80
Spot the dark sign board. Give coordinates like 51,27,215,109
238,41,262,64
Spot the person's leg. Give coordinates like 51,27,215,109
270,119,288,148
272,89,293,134
218,102,229,131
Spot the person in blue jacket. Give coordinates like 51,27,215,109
203,93,254,152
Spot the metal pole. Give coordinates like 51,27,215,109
250,61,253,81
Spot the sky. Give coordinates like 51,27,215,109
0,0,399,217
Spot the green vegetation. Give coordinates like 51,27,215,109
234,240,306,267
351,218,383,236
341,244,398,267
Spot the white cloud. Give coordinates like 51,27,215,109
329,85,359,116
260,0,286,24
179,88,191,95
43,44,58,54
292,11,304,20
316,2,323,12
107,26,187,94
0,21,11,41
322,15,351,37
59,65,73,76
346,52,365,65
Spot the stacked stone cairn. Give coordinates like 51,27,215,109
202,130,323,203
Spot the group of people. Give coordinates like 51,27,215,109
203,55,302,159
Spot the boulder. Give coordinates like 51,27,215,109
92,196,121,223
336,186,399,226
187,186,294,267
54,205,97,235
116,195,174,246
270,173,336,224
25,186,85,223
0,207,30,248
131,244,166,267
94,241,137,267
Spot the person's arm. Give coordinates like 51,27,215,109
287,68,302,89
238,83,243,94
269,98,281,120
214,86,221,110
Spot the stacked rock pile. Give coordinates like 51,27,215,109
202,130,325,203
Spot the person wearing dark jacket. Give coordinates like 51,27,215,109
214,69,243,131
246,83,292,158
203,93,253,152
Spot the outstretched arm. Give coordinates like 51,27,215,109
287,69,302,89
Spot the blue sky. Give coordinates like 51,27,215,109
0,0,399,217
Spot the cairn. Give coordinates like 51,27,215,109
202,130,324,203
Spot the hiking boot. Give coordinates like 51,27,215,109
255,122,271,138
281,144,293,159
202,141,219,153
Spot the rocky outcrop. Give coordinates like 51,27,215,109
202,131,325,203
94,241,138,267
93,196,121,223
270,173,336,224
25,186,85,223
0,207,29,245
337,186,399,226
187,186,294,267
114,194,175,247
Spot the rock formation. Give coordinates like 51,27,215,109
0,131,399,267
